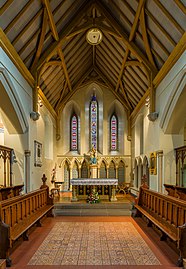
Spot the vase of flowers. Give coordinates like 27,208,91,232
87,190,100,204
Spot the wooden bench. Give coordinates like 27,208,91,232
134,184,186,267
0,184,24,201
164,184,186,201
0,186,54,267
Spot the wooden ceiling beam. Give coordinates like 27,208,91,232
42,0,59,41
96,1,156,74
41,0,72,92
4,0,34,34
70,50,92,83
97,58,117,87
12,8,43,46
49,79,66,106
153,32,186,88
144,9,176,47
174,0,186,14
151,49,165,65
97,46,120,75
94,66,130,111
140,7,157,68
123,82,139,105
31,8,48,72
55,80,68,110
153,0,184,34
38,87,57,119
58,49,72,92
66,22,93,39
97,52,118,83
101,39,122,67
147,28,170,57
0,28,34,87
0,0,13,16
58,66,94,114
34,0,93,71
119,80,133,109
115,0,149,92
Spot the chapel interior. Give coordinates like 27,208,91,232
0,0,186,268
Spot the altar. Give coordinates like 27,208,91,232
71,178,118,202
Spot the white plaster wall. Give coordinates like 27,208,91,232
0,48,57,190
133,52,186,191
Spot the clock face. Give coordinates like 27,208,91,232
86,28,103,45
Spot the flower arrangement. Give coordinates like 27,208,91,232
87,190,100,204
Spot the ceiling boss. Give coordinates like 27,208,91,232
86,28,103,45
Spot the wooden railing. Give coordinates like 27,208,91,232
134,185,186,267
0,185,53,266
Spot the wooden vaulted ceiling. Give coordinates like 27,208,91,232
0,0,186,118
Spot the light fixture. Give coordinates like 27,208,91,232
86,28,103,45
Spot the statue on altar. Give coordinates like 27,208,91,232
90,145,97,164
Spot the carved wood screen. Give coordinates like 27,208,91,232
0,145,13,187
175,146,186,187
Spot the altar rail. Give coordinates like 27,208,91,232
134,185,186,267
0,187,53,266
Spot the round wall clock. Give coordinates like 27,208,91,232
86,28,103,45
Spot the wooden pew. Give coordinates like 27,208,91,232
0,183,53,267
0,184,24,201
164,184,186,201
134,184,186,267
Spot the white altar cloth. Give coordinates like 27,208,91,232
71,178,118,186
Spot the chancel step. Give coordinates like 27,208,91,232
54,201,132,216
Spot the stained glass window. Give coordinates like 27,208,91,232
70,114,78,150
90,94,98,150
111,114,118,151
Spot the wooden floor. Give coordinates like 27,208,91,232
9,192,180,269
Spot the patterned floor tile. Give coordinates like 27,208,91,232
28,222,161,266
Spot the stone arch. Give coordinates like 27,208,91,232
118,160,125,184
62,100,81,154
72,159,79,179
100,160,107,178
0,67,28,134
107,99,125,154
108,160,116,178
81,159,88,178
160,69,186,134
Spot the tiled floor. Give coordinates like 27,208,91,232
28,221,160,266
9,193,180,269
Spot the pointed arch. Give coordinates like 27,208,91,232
72,160,79,179
81,159,88,178
108,160,116,178
118,160,125,184
0,67,28,134
100,160,107,178
160,70,186,134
